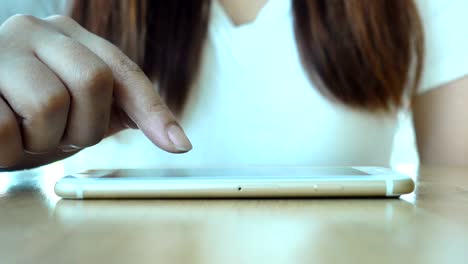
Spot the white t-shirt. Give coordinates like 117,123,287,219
1,0,468,172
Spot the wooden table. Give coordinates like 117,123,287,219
1,166,468,264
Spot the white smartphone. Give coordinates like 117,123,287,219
54,166,414,199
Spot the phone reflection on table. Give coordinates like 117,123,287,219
53,199,423,263
54,199,411,225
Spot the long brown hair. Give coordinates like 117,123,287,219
71,0,424,115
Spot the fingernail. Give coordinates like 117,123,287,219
167,124,192,152
58,145,82,153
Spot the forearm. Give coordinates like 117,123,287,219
413,75,468,167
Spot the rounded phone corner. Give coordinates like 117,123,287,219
390,178,415,196
54,181,78,199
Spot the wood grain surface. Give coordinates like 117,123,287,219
1,166,467,264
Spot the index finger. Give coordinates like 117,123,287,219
43,15,192,153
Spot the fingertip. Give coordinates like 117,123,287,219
137,117,192,154
167,123,193,153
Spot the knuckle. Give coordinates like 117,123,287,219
30,90,70,123
79,64,114,95
45,15,75,27
110,48,142,75
1,14,40,30
44,15,81,37
46,14,70,22
148,100,170,115
44,15,80,36
52,33,75,46
46,33,79,52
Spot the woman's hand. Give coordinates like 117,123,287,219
0,15,192,169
